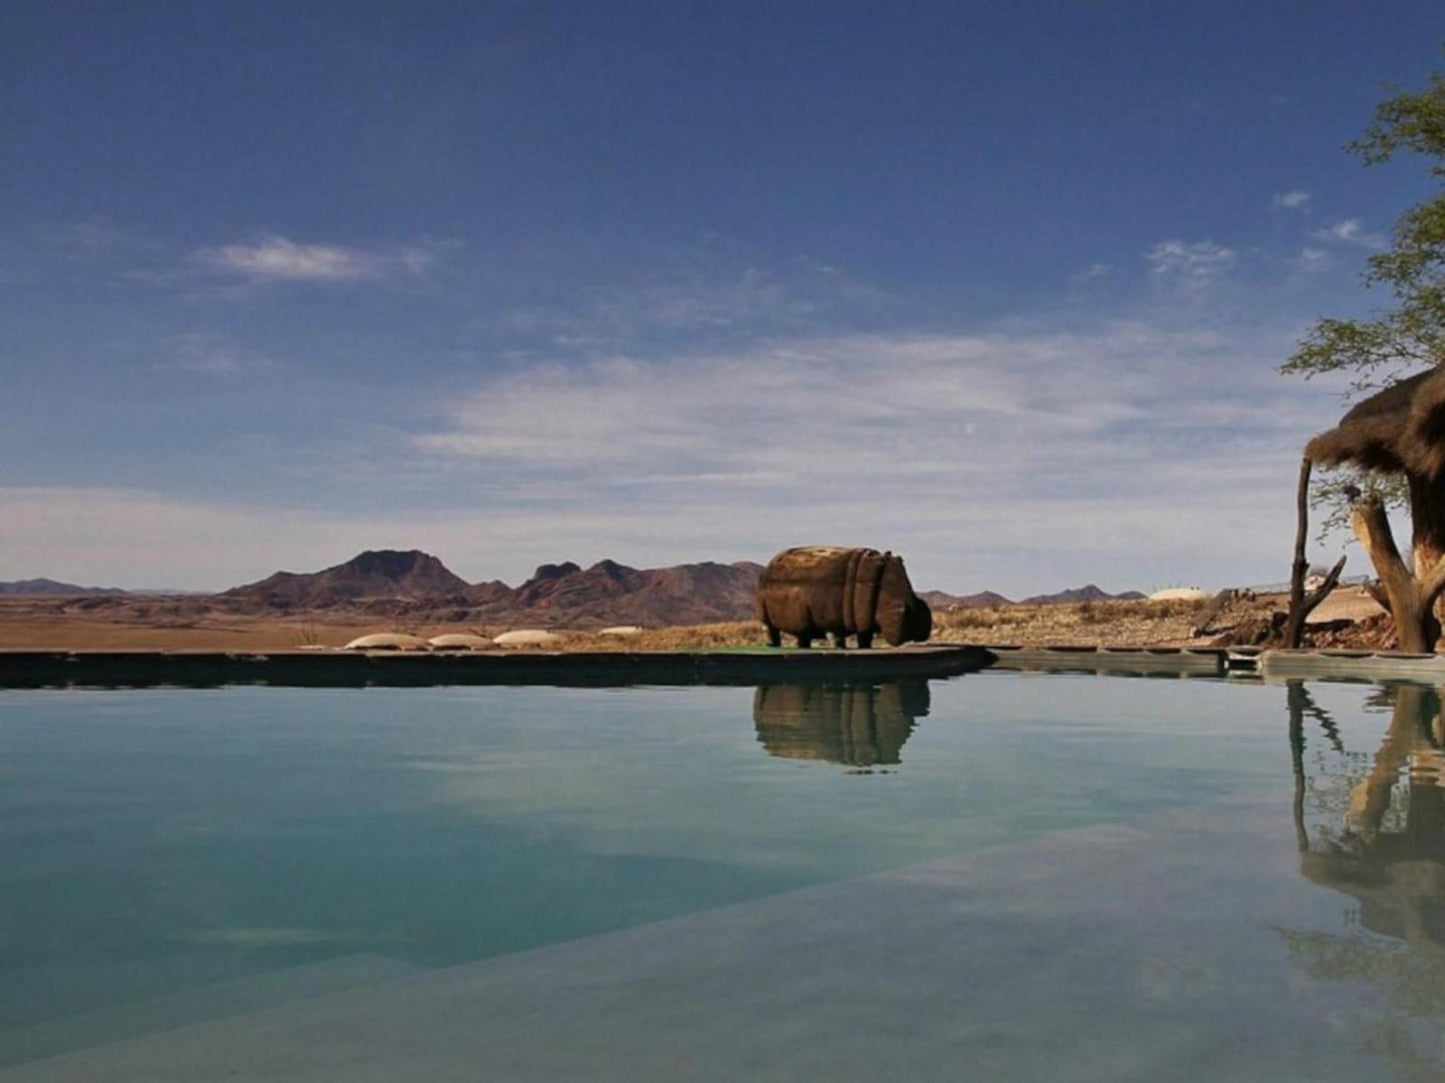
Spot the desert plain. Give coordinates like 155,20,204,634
0,583,1392,654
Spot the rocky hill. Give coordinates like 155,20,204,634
921,589,1014,609
1020,584,1147,606
223,550,471,609
0,578,126,596
469,558,765,626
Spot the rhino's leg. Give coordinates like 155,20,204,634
831,632,847,650
857,632,874,650
765,623,781,648
796,633,813,649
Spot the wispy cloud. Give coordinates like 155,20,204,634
151,334,272,376
403,323,1337,592
1313,218,1385,249
161,350,244,375
503,260,900,349
195,234,441,283
1144,239,1237,297
418,327,1306,480
1271,189,1311,211
1290,246,1332,273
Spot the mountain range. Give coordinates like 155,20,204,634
217,550,1146,626
8,550,1149,626
922,584,1145,608
221,550,767,627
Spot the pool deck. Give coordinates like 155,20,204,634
0,644,995,689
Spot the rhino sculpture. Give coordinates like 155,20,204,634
755,546,932,649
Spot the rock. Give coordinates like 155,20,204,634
427,633,492,651
493,629,564,647
342,633,430,651
1148,587,1210,601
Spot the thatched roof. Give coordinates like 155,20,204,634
1304,366,1445,476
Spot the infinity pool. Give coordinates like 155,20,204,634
2,673,1443,1079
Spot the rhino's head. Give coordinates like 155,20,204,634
877,554,932,646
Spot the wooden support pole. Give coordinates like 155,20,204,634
1285,458,1312,648
1284,458,1346,648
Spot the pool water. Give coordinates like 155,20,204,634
2,672,1444,1078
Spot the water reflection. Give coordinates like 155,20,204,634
752,681,929,766
1286,681,1445,1075
1290,682,1445,945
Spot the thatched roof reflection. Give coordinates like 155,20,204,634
1304,366,1445,476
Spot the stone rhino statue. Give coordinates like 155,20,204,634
755,546,932,649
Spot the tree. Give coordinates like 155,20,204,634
1284,63,1445,651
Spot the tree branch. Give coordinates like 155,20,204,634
1300,554,1348,622
1365,579,1391,609
1421,551,1445,604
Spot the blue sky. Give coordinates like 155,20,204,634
3,1,1443,594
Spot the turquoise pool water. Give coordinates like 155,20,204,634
2,673,1443,1078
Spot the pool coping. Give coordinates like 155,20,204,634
7,644,1445,688
0,645,995,689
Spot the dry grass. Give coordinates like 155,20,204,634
561,622,764,651
931,596,1222,647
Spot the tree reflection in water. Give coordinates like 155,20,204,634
752,681,930,767
1286,680,1445,1077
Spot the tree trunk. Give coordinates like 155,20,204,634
1351,490,1445,652
1411,474,1445,640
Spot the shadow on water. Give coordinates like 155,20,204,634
751,680,930,766
1285,679,1445,1076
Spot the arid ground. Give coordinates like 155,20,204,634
0,586,1393,652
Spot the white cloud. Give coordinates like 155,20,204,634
1313,218,1386,249
1272,190,1311,211
1144,240,1237,297
1073,262,1112,284
195,234,439,283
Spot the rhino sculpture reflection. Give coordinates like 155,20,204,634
752,681,930,766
